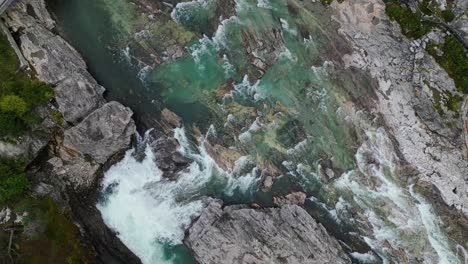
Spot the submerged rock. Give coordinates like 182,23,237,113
273,191,307,206
185,200,351,264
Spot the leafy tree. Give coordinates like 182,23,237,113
0,156,29,205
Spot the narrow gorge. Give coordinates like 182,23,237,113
0,0,467,263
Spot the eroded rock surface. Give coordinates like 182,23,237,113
4,2,105,124
2,1,141,263
330,0,468,215
185,200,351,264
63,102,135,164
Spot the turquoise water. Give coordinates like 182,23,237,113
49,0,466,263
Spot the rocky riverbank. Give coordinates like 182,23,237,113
185,199,351,264
330,0,468,217
1,0,141,262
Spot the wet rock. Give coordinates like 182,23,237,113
243,28,285,78
331,0,468,215
318,159,337,182
148,132,191,179
273,191,307,206
63,102,136,165
161,108,182,128
261,175,274,191
185,200,351,264
204,142,243,173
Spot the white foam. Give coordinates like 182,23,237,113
232,75,263,101
137,65,153,85
350,251,378,263
409,185,459,264
256,0,272,9
98,128,260,263
222,54,235,78
280,18,297,36
171,0,212,24
213,16,239,51
334,128,459,262
97,147,201,264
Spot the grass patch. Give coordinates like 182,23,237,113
384,1,434,39
0,32,53,138
426,35,468,93
51,109,64,125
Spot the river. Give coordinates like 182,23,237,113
48,0,467,263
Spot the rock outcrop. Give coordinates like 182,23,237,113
63,102,135,165
330,0,468,215
3,0,136,190
185,200,351,264
4,2,105,124
2,1,140,263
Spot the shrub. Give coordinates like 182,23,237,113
0,34,53,137
0,95,28,115
0,156,29,205
385,2,434,39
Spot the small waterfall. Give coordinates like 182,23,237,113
333,128,462,263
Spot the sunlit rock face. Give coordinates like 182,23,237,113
49,0,468,263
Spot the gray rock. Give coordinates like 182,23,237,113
3,2,105,124
331,0,468,215
148,131,191,179
63,102,136,165
185,200,351,264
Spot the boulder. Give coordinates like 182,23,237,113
62,102,136,164
148,132,191,179
161,108,182,128
185,200,351,264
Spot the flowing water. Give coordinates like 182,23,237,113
49,0,467,263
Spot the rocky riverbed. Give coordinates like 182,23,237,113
0,0,467,263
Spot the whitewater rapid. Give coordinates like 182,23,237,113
97,128,259,264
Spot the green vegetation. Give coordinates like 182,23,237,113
419,0,455,22
320,0,334,6
426,35,468,93
382,1,467,94
440,10,455,22
0,196,92,263
0,33,53,137
0,30,89,264
51,109,64,125
426,81,463,118
385,1,434,39
0,156,29,205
